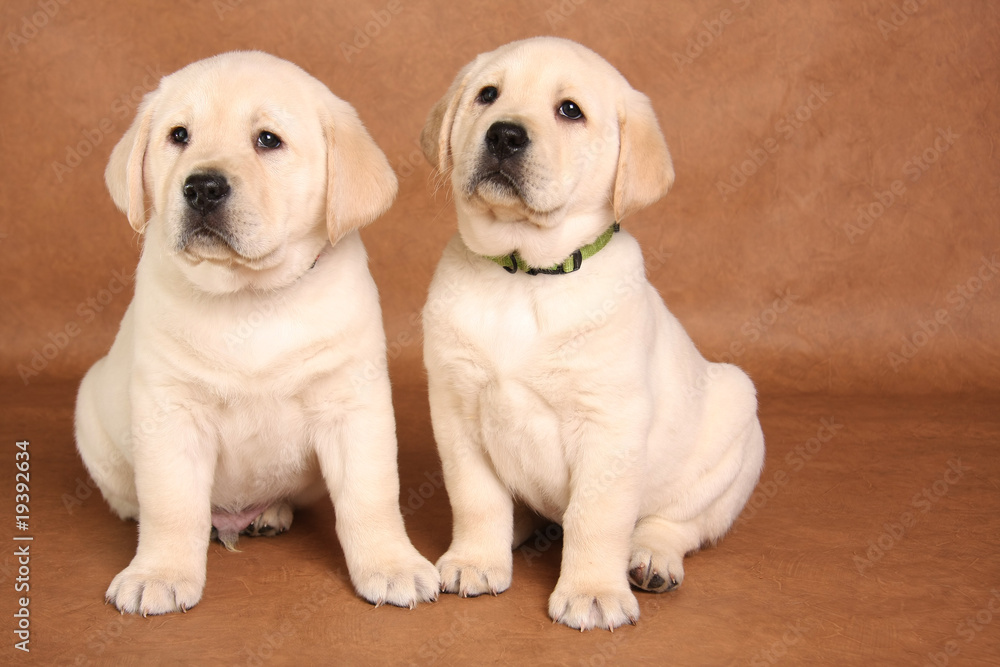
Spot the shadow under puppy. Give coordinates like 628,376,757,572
420,37,765,631
75,51,439,615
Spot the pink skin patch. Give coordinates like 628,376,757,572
211,505,268,535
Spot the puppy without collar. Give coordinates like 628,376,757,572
421,37,764,631
75,51,439,615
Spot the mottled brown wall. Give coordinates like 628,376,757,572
1,0,997,394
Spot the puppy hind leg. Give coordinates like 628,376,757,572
628,516,700,593
74,368,139,520
244,501,294,538
209,501,296,551
628,371,765,594
88,447,139,521
692,365,765,544
699,418,765,545
237,480,331,543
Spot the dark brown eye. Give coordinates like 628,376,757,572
257,130,281,149
170,126,189,144
477,86,499,104
558,100,584,120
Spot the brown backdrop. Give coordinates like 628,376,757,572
1,1,998,665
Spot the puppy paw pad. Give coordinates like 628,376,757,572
354,550,441,609
105,565,203,616
436,551,511,598
244,501,294,538
628,549,683,593
548,586,639,631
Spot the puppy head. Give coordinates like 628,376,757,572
106,51,397,293
421,37,674,265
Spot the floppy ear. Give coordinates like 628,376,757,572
612,89,675,222
420,60,476,172
105,92,157,233
323,99,399,245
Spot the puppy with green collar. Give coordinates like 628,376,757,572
420,37,765,631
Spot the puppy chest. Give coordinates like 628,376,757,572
477,379,571,516
210,398,318,503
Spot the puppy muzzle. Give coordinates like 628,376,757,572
469,121,531,201
178,171,241,254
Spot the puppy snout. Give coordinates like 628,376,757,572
183,172,230,215
485,121,529,161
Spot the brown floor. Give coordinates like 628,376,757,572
2,0,999,664
3,377,998,665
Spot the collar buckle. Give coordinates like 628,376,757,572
488,223,619,277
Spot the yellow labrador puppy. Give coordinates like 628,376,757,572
75,51,439,615
421,37,764,631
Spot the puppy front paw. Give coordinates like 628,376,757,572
352,547,441,609
105,562,205,616
548,583,639,631
436,549,512,597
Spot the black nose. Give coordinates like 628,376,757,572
485,121,529,160
183,172,230,214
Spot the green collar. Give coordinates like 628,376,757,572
487,223,620,275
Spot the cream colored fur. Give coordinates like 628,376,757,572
421,37,764,631
75,51,438,615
